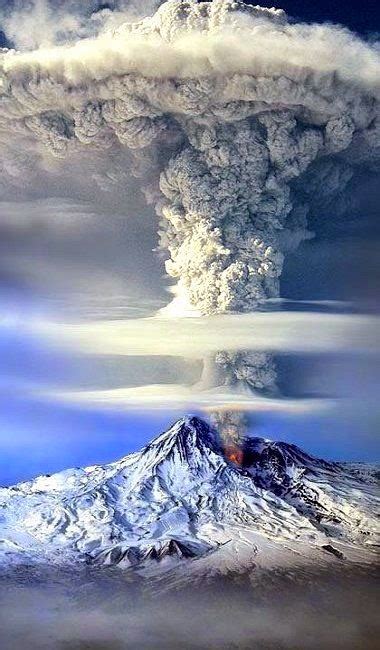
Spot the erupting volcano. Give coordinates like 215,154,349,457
0,416,378,578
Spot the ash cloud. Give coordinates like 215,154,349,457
0,0,379,439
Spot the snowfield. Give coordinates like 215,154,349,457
0,417,378,579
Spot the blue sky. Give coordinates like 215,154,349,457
254,0,379,35
0,0,379,485
1,390,379,486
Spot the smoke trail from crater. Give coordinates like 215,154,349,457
0,0,379,443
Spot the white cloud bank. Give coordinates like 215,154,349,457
2,308,378,414
30,311,380,358
41,383,332,414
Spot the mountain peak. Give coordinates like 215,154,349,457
140,417,335,475
143,415,222,457
0,416,377,571
177,415,211,431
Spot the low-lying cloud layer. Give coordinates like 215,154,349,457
0,566,378,650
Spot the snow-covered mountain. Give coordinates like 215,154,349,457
0,417,378,576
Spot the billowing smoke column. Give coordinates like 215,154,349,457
0,0,379,447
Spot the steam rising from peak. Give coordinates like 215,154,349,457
0,0,379,441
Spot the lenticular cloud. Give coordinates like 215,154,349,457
1,0,379,439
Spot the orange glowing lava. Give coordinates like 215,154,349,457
224,444,244,466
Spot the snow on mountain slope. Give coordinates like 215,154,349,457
242,437,379,544
0,417,378,574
